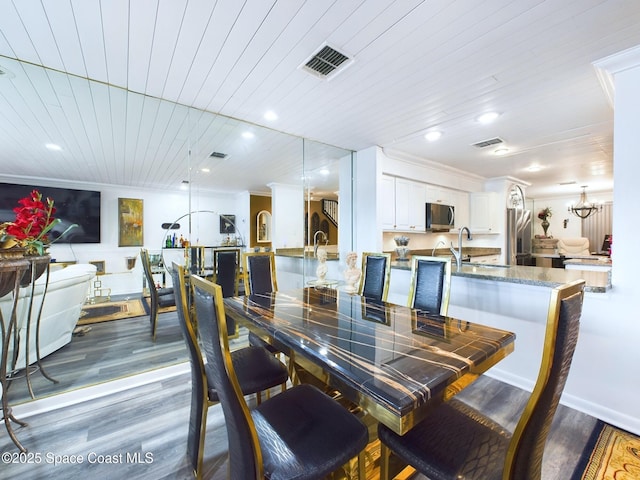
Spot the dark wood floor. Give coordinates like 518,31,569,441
1,310,600,479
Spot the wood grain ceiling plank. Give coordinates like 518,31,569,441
159,0,218,102
0,2,38,61
211,0,305,112
12,0,65,70
218,0,340,120
108,86,129,184
41,0,86,76
127,0,159,94
100,0,130,88
174,0,245,107
72,0,109,82
193,0,279,110
145,0,189,99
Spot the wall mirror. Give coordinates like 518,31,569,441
1,58,353,406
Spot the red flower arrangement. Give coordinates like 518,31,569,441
0,190,76,255
537,207,552,221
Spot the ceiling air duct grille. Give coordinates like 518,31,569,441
472,137,504,148
301,44,352,79
209,151,228,159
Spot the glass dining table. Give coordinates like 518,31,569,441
223,287,515,435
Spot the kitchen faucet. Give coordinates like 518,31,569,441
432,240,445,256
313,230,328,257
450,226,472,269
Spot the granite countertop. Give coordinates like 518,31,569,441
391,260,611,293
275,248,340,260
564,257,612,266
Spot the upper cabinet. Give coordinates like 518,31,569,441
382,175,469,233
381,175,426,231
469,192,500,233
395,178,426,231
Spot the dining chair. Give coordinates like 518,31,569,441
170,264,289,480
358,252,391,302
242,251,278,295
214,248,241,338
242,251,283,354
190,274,369,480
140,248,175,341
378,279,586,480
406,255,452,316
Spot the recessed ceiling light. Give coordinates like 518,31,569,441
424,131,442,142
319,168,330,176
45,143,62,151
494,147,509,155
264,111,278,121
476,112,501,124
526,164,542,172
201,168,210,173
242,131,255,139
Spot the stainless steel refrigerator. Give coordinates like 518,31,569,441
506,208,532,265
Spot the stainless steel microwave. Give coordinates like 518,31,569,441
426,203,455,231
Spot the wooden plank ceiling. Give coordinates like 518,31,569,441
1,0,639,198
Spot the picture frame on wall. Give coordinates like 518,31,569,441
220,214,236,234
118,198,144,246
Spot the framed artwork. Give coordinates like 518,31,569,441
220,214,236,234
89,260,106,275
118,198,144,246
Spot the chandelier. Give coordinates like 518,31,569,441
568,186,602,219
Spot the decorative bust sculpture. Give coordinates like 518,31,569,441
343,251,361,293
316,247,328,282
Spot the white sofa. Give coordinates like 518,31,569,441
0,263,96,371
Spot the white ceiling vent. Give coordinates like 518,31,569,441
472,137,504,148
300,44,353,80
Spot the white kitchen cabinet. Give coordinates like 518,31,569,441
452,190,470,229
381,176,426,232
380,175,396,230
395,178,426,231
469,192,500,233
424,185,451,205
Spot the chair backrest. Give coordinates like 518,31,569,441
557,237,590,255
190,274,264,479
242,251,277,295
358,252,391,302
140,248,157,297
504,279,585,480
215,249,240,298
170,263,208,473
407,255,452,315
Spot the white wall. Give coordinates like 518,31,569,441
0,177,249,295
